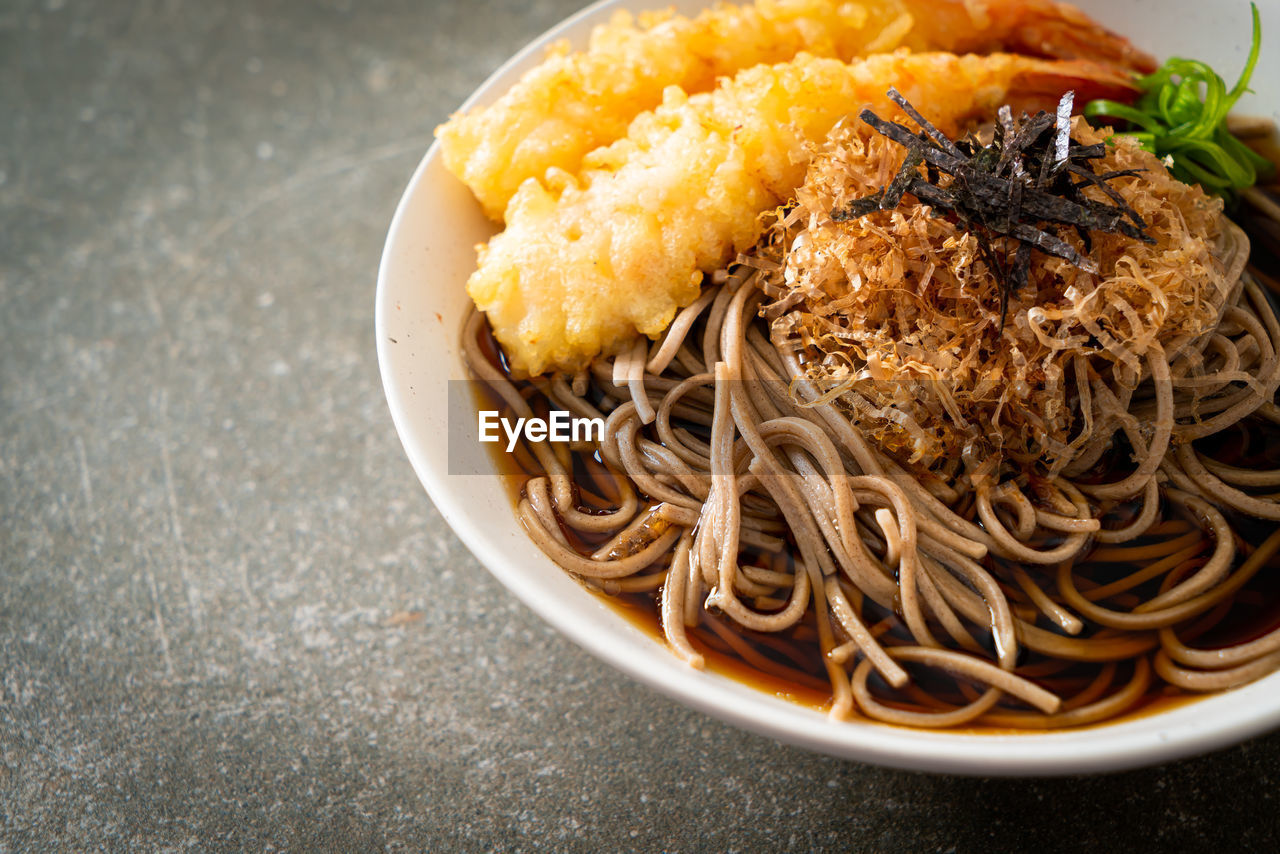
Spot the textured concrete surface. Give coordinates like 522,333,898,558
2,0,1279,850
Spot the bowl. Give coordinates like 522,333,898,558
376,0,1280,774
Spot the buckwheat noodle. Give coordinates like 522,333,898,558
462,197,1280,732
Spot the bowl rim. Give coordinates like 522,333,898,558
376,0,1280,775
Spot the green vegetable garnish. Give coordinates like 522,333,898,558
1083,2,1274,198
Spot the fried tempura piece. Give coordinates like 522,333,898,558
437,0,1153,221
467,51,1139,375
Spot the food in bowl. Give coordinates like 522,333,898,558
433,0,1280,731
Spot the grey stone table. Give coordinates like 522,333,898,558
3,0,1278,850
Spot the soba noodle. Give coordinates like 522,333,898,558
460,108,1280,732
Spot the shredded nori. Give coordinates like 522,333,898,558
832,89,1155,328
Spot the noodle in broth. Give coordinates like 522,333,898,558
463,250,1280,728
455,51,1280,732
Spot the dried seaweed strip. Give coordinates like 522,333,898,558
1067,164,1149,227
887,87,963,159
835,91,1156,327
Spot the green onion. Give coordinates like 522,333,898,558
1083,2,1274,198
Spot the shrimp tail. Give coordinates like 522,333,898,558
905,0,1156,74
1004,57,1143,117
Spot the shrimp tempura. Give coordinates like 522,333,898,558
438,0,1153,221
467,51,1139,375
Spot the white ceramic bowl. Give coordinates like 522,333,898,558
377,0,1280,774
